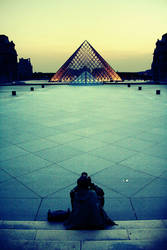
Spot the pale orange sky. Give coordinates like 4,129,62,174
1,0,167,72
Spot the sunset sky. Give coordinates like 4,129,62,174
1,0,166,73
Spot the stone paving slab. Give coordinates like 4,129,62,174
92,165,155,197
15,164,77,198
104,198,136,220
0,154,52,178
0,83,167,221
0,220,166,230
88,144,137,164
35,229,129,241
33,145,84,164
0,239,167,250
0,226,167,250
0,240,80,250
116,220,166,230
0,229,36,240
82,240,167,250
0,145,28,162
0,179,39,198
0,199,41,221
133,178,167,198
127,228,167,241
131,198,167,220
120,153,167,178
0,220,65,230
58,153,113,175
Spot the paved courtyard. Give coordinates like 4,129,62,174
0,82,167,222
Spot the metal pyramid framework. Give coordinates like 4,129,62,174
50,40,122,83
72,71,100,84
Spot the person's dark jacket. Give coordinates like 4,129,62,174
64,187,115,229
70,183,104,209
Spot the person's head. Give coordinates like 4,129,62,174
81,172,88,177
82,173,91,184
77,175,89,189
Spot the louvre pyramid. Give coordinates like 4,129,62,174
72,71,100,84
50,40,122,83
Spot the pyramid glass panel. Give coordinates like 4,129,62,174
50,40,122,83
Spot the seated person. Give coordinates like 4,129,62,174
70,172,104,208
64,172,117,229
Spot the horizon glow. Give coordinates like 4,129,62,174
1,0,167,72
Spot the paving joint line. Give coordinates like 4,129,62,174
131,176,160,197
1,163,55,181
129,198,138,220
13,176,42,198
34,198,43,221
93,180,126,198
56,162,86,177
44,182,76,199
162,220,167,228
80,240,83,250
126,228,131,240
119,163,159,179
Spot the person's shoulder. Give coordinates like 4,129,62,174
88,189,97,196
70,186,78,192
92,184,104,195
70,186,78,196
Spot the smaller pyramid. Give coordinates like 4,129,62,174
71,71,100,84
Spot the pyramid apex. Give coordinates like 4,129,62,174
81,40,91,47
83,40,89,43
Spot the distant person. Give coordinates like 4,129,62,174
64,172,117,229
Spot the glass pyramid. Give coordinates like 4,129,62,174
71,71,100,84
50,40,122,83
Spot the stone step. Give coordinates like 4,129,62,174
0,219,166,230
0,220,167,249
0,239,167,250
0,228,167,241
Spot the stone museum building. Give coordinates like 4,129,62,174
18,58,33,80
152,33,167,82
0,35,18,82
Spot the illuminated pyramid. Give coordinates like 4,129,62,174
71,71,100,84
50,40,122,83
